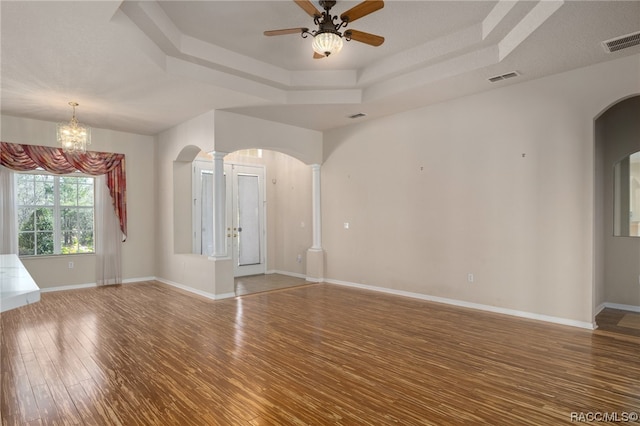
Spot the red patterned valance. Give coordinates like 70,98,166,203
1,142,127,239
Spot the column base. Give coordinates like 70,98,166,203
306,248,325,282
208,256,235,298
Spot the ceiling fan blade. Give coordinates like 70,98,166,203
345,29,385,46
340,0,384,23
313,52,325,59
264,27,308,36
294,0,321,17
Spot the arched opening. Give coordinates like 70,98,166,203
189,148,313,294
594,95,640,330
173,145,204,254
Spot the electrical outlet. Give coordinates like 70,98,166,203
344,222,350,229
297,254,302,263
68,261,74,269
467,273,474,283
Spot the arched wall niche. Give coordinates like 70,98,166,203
173,144,204,254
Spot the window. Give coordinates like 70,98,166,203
16,172,95,256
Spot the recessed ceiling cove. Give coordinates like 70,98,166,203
1,1,639,134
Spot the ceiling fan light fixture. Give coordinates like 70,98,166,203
312,31,343,57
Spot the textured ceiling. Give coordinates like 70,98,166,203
1,1,639,136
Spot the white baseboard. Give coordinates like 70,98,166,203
40,282,97,293
123,276,156,284
40,276,155,293
154,277,235,300
266,269,308,280
594,303,607,317
324,278,596,330
598,302,640,313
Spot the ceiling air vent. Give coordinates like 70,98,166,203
488,71,520,83
348,112,367,119
602,31,640,53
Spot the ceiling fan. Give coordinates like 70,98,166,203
264,0,385,58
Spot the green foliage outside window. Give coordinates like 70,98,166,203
17,173,94,256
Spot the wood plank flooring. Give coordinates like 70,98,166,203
2,281,640,425
234,274,311,297
596,308,640,338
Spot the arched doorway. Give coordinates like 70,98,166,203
594,95,640,332
191,148,314,294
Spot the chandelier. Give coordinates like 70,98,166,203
57,102,91,153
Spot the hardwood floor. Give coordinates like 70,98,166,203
596,308,640,338
2,281,640,425
234,274,311,297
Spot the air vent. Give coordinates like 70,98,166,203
348,112,367,119
602,31,640,53
488,71,520,83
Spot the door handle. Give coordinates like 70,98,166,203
238,227,242,232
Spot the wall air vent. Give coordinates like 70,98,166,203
348,112,367,119
602,31,640,53
488,71,520,83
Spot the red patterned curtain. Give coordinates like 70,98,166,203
0,142,127,239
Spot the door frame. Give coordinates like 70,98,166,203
226,163,267,277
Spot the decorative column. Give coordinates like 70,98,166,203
211,151,228,258
311,164,322,250
306,164,324,282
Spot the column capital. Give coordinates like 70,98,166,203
211,151,228,161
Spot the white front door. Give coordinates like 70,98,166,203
226,164,266,277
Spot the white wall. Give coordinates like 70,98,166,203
322,54,640,325
597,96,640,308
1,115,156,288
155,111,218,295
214,110,323,165
155,110,321,295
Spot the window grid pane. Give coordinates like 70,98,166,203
16,173,95,256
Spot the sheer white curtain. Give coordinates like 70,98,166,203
95,175,122,285
0,166,18,254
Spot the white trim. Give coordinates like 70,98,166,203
594,303,607,316
39,275,239,301
39,276,155,293
325,278,596,330
154,277,235,300
41,283,97,293
599,302,640,313
266,269,308,280
124,276,156,284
